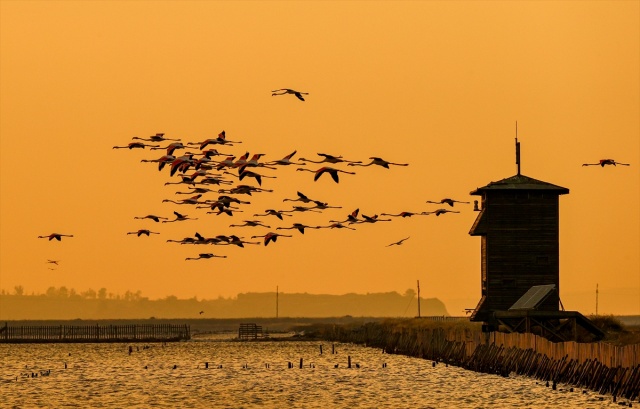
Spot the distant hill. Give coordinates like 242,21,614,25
0,290,449,320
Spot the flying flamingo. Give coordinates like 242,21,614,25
582,159,630,167
281,205,322,214
386,237,410,247
330,208,360,224
238,154,276,173
227,235,260,247
238,170,277,186
175,187,217,195
359,214,392,223
214,156,237,171
309,200,342,210
251,232,293,246
221,185,273,195
380,211,428,218
271,88,308,101
46,260,60,265
282,191,316,203
185,253,227,260
162,211,198,223
298,153,359,165
253,209,292,220
162,194,203,205
276,223,319,235
141,154,176,171
297,167,356,183
213,130,242,145
38,233,74,241
127,229,160,237
265,150,306,166
317,222,356,230
229,220,271,228
428,208,461,216
134,214,168,222
426,198,470,207
113,142,159,149
132,133,180,142
150,141,186,156
348,157,409,168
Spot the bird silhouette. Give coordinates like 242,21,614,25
317,222,356,230
253,209,292,220
38,233,74,241
251,232,293,246
386,237,410,247
46,260,60,265
113,142,159,149
297,167,356,183
185,253,227,260
127,229,160,237
229,220,271,228
162,211,198,223
282,191,315,203
582,159,630,167
134,214,168,223
426,198,470,207
330,208,360,224
271,88,308,101
380,211,428,218
298,153,359,165
348,157,409,168
265,150,306,166
428,208,461,216
276,223,319,235
132,133,179,143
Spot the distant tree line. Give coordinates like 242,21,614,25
0,286,450,320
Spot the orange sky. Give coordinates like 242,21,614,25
1,1,638,317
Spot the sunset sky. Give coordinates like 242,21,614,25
1,1,638,317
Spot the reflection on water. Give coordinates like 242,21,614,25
0,338,623,408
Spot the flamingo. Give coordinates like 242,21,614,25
386,237,410,247
229,220,271,228
265,150,306,166
208,208,243,216
426,198,470,207
185,253,227,260
227,235,260,247
221,185,273,196
213,130,242,145
297,167,356,183
281,205,322,214
277,223,319,234
198,176,233,186
167,237,198,244
271,88,308,101
132,133,180,143
282,191,315,203
164,176,197,186
46,260,60,265
253,209,292,220
162,194,203,205
150,141,186,156
127,229,160,237
330,208,360,224
348,157,409,168
380,211,428,218
298,153,359,165
317,222,356,230
134,214,168,223
238,154,276,174
428,208,461,216
141,154,176,171
214,156,237,171
309,200,342,210
251,232,293,246
359,214,392,223
113,142,159,149
582,159,630,167
175,187,217,195
38,233,74,241
163,211,198,223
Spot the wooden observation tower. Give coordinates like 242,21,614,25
468,129,603,341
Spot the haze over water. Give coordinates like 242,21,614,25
0,339,623,408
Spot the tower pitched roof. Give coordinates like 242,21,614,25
470,174,569,195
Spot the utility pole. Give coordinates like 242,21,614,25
276,286,279,319
595,283,598,316
417,280,421,318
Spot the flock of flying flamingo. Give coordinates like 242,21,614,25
38,88,631,264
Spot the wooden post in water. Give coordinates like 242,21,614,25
348,356,351,369
300,358,303,369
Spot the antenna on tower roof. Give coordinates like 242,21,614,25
515,121,521,175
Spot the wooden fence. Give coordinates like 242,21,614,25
238,323,263,340
319,323,639,402
0,323,190,343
